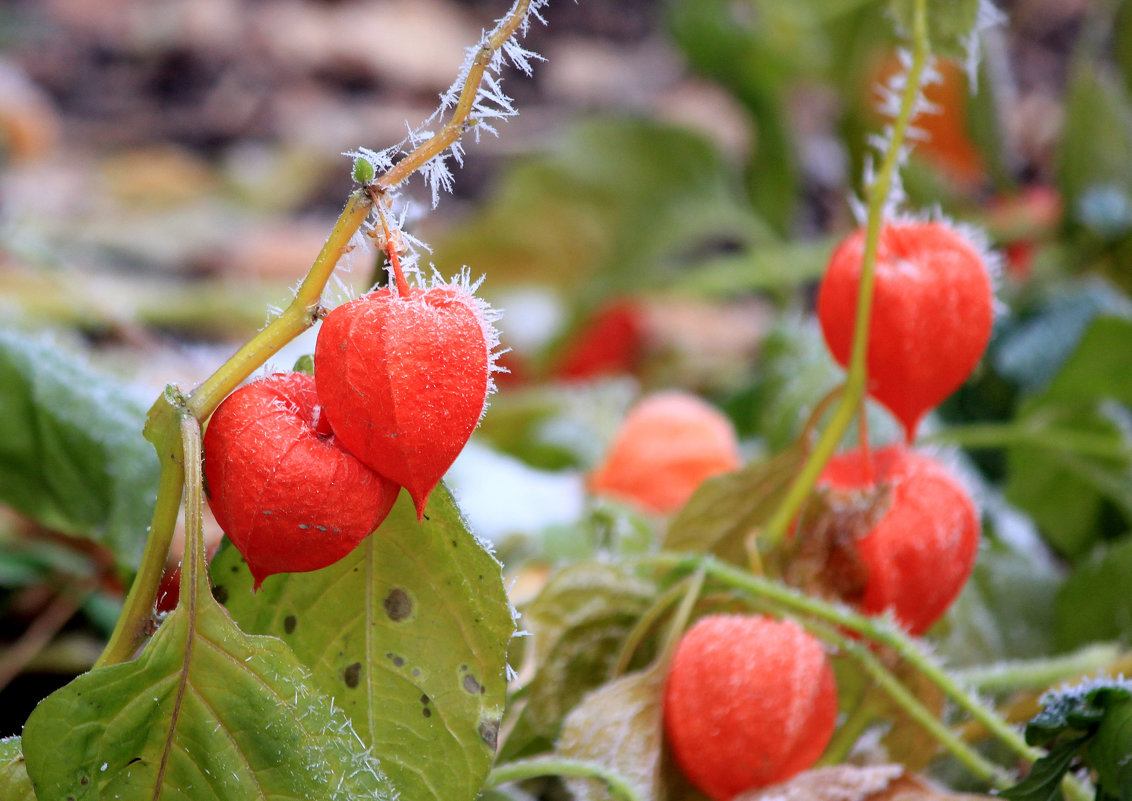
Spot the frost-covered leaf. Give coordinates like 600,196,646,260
557,665,666,801
1004,315,1132,556
1055,536,1132,651
0,737,34,801
213,485,513,801
513,562,657,744
22,581,388,801
993,282,1132,394
665,445,806,565
0,329,160,570
937,537,1063,666
1002,678,1132,801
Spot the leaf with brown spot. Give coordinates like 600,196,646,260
214,485,514,801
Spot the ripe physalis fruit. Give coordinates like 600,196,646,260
553,300,645,380
817,220,994,442
664,615,838,800
815,445,979,635
589,391,741,515
203,372,398,589
315,273,499,519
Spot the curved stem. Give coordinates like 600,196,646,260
95,390,187,668
761,0,930,546
610,575,693,678
186,190,373,421
375,0,534,191
485,757,642,801
804,619,1012,788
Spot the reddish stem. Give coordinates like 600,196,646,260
858,402,875,485
386,243,411,298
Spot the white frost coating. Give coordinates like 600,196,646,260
965,1,1006,88
345,0,550,209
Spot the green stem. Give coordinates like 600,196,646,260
180,414,208,605
926,422,1131,461
375,0,534,191
952,643,1123,693
485,757,642,801
805,619,1012,788
95,390,187,668
186,189,373,422
816,693,876,767
611,573,697,678
761,0,930,546
646,553,1040,766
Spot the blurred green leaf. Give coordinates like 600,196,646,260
213,486,514,801
1058,61,1132,235
665,445,806,565
725,318,840,445
0,737,34,801
556,664,666,801
936,537,1063,666
672,240,834,298
1004,315,1132,556
994,282,1132,394
0,329,159,571
434,118,772,303
1055,536,1132,651
23,583,390,801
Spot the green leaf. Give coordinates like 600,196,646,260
432,119,772,302
1088,693,1132,801
890,0,979,61
292,353,315,376
1058,61,1132,232
993,283,1132,394
1004,315,1132,556
1005,678,1132,801
0,737,35,801
556,665,666,801
665,445,806,565
212,485,514,801
515,562,657,743
1055,536,1132,651
22,585,389,801
0,329,160,570
936,536,1063,666
998,737,1085,801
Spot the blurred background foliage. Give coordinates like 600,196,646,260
2,0,1132,753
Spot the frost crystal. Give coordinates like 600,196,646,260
346,0,549,209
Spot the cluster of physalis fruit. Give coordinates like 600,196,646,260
597,218,995,798
203,230,501,589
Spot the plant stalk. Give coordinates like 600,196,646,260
761,0,930,546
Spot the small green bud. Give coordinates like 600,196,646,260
293,354,315,376
352,157,375,185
